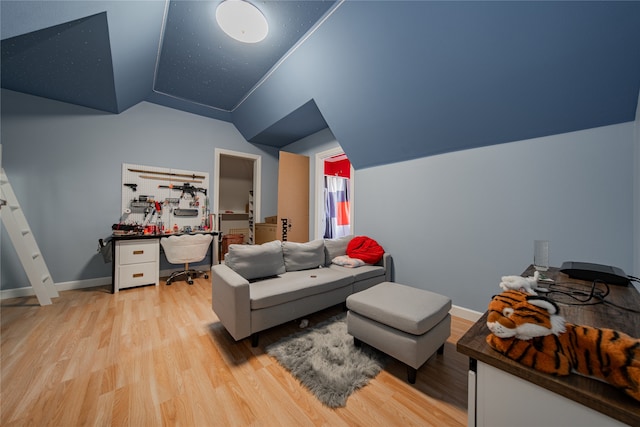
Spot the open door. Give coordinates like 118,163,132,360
278,152,309,242
314,147,355,240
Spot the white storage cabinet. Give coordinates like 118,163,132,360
114,239,159,291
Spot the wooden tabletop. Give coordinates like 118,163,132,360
457,266,640,426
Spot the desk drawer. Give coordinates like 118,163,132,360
117,240,158,265
118,262,158,289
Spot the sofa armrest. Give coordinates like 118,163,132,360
378,253,392,282
211,264,251,341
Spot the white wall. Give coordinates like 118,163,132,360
356,123,636,312
287,122,637,311
1,89,279,290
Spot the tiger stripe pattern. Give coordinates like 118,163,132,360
486,290,640,402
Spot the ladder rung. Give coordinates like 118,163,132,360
2,168,56,306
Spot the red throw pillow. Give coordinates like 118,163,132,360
346,236,384,264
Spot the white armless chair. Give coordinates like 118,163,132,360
160,234,213,285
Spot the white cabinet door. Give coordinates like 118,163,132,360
474,362,625,427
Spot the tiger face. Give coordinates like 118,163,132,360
486,290,566,340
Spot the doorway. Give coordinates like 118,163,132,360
314,148,354,240
214,149,261,258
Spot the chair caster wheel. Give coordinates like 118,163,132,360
188,280,194,285
166,282,172,286
204,274,209,279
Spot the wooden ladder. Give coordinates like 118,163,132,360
0,169,58,305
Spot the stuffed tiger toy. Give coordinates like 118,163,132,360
486,290,640,402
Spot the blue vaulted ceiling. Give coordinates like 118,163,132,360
0,12,118,113
2,1,640,169
154,0,337,111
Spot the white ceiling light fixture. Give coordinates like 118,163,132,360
216,0,269,44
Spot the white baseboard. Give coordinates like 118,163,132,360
450,304,483,322
0,267,210,300
0,276,112,300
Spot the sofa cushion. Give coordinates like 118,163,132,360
329,263,386,282
282,240,325,272
323,235,353,266
250,268,354,310
225,240,285,280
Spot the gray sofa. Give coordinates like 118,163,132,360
211,236,391,346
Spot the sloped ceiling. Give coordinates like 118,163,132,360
2,1,640,169
154,1,337,111
1,12,118,113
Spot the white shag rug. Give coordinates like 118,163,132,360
265,313,386,408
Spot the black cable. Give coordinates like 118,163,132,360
544,279,640,313
628,274,640,283
546,279,607,302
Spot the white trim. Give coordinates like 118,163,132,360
0,266,215,300
314,147,355,240
1,277,111,300
232,0,345,111
450,304,483,323
151,1,346,113
214,148,262,244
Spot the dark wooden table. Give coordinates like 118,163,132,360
457,266,640,426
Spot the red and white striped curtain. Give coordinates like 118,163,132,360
323,175,350,238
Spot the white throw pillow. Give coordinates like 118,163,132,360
331,255,365,268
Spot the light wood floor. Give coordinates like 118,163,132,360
1,277,474,426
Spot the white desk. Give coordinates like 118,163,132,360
110,231,219,293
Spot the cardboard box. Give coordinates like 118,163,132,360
265,215,277,224
255,223,277,244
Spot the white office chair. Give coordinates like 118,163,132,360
160,234,213,285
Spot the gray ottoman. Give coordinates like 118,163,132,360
346,281,451,384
